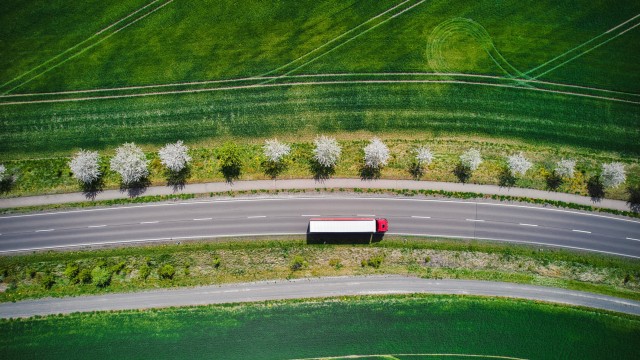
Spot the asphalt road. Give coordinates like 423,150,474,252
1,196,639,257
1,276,639,318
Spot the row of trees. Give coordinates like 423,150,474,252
64,137,629,195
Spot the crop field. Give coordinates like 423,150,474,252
2,295,639,359
1,0,639,157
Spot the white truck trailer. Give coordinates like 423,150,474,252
308,218,388,233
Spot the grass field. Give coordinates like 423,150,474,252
1,237,639,303
2,295,639,359
1,0,639,157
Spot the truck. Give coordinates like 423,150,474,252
308,218,388,234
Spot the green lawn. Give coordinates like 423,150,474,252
1,0,638,157
2,295,639,359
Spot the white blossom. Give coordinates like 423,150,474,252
313,136,341,168
459,148,482,171
555,159,576,178
0,164,6,182
506,153,532,176
601,162,626,188
415,146,434,166
364,138,390,169
69,150,101,184
110,143,149,185
263,139,291,163
158,140,191,172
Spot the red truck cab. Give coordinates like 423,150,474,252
376,218,388,233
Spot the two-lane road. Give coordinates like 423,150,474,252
0,196,639,257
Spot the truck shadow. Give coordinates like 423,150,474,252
306,233,384,245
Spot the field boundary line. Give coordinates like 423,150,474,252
3,72,638,99
2,78,639,106
2,0,175,95
260,0,414,77
522,13,640,78
280,0,427,77
292,354,528,360
531,21,640,79
0,0,164,92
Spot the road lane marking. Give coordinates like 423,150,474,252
35,229,54,232
247,216,266,219
411,216,431,219
466,219,485,222
301,215,321,217
193,218,212,221
140,221,159,224
88,225,106,228
519,223,538,227
627,237,640,242
357,214,375,217
389,233,640,259
572,229,591,234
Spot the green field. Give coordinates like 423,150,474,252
1,0,639,157
2,295,639,359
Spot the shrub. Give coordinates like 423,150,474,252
91,266,112,287
78,269,92,284
498,168,516,187
328,258,343,270
218,142,243,181
139,265,151,280
25,268,37,279
460,148,482,171
64,263,80,282
627,184,640,213
263,139,291,163
40,274,55,290
69,150,101,184
212,257,222,269
555,159,576,178
289,255,307,271
110,261,127,275
601,162,626,188
313,136,341,168
363,138,390,169
158,140,191,172
453,163,472,183
362,256,384,269
506,153,532,176
110,143,149,185
158,264,176,280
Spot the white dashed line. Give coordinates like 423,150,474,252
357,214,375,217
35,229,54,232
411,216,431,219
572,229,592,234
466,219,485,222
301,215,321,217
247,216,266,219
519,223,538,227
627,237,640,242
193,218,212,221
88,225,106,228
140,221,159,224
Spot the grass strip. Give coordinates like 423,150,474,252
1,236,638,303
1,294,639,359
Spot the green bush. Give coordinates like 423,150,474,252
212,256,222,269
289,255,307,271
77,269,92,284
40,274,55,290
64,263,79,282
158,264,176,280
328,258,343,270
91,266,112,287
218,142,243,181
25,268,37,279
110,261,127,275
139,265,151,280
362,256,384,269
